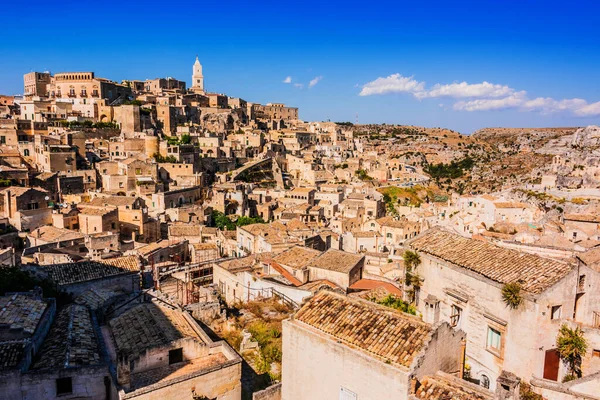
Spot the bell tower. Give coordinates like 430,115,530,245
191,56,204,93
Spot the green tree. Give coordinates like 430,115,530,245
556,324,588,380
403,250,422,303
403,250,421,272
180,134,192,144
212,211,235,230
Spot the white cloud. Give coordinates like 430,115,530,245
283,76,292,84
359,73,425,96
294,83,304,89
574,100,600,117
453,91,527,111
360,72,600,117
309,76,323,88
418,81,515,99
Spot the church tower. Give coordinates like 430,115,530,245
191,56,204,93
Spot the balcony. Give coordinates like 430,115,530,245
67,92,76,98
80,91,88,97
91,91,99,98
56,93,62,98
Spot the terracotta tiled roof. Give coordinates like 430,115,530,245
28,226,84,243
564,213,600,223
0,294,49,338
310,249,364,274
0,341,25,370
109,302,202,359
410,229,573,294
78,206,117,216
351,231,382,238
493,202,529,209
169,224,202,237
88,195,139,208
272,246,321,270
298,280,340,292
295,291,431,368
579,247,600,270
414,374,492,400
216,253,272,273
137,240,181,257
0,186,48,196
44,256,140,286
32,304,101,370
349,279,402,297
74,287,124,310
376,216,415,229
286,219,309,231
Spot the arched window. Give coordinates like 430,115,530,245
480,375,490,389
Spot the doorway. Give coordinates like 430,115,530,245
543,349,560,381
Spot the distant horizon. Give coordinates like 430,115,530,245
2,0,599,133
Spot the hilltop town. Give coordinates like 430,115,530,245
0,58,599,400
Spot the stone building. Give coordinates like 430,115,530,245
408,228,600,390
105,299,242,399
0,186,52,231
78,206,119,235
37,255,141,297
253,103,298,121
281,291,466,400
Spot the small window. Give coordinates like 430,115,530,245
593,349,600,358
386,233,392,238
56,377,72,395
450,305,462,328
551,305,562,320
169,348,183,365
486,327,502,354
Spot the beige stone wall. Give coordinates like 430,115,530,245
114,105,141,133
282,319,410,400
122,362,241,400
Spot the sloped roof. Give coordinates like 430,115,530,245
0,342,25,370
169,224,202,237
272,246,321,270
409,229,573,294
216,253,272,273
294,291,431,368
28,226,84,243
87,196,139,208
564,213,600,223
414,374,492,400
0,294,49,338
43,256,140,286
109,302,202,359
310,249,364,273
32,304,101,370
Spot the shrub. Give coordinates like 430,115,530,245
557,324,588,379
375,295,416,315
501,282,523,309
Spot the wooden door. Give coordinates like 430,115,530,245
543,349,560,381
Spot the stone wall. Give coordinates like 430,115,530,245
253,383,282,400
281,319,410,400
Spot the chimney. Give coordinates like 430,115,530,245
116,353,131,390
495,371,520,400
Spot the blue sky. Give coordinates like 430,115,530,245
1,0,599,133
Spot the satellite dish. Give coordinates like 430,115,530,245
44,196,50,201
